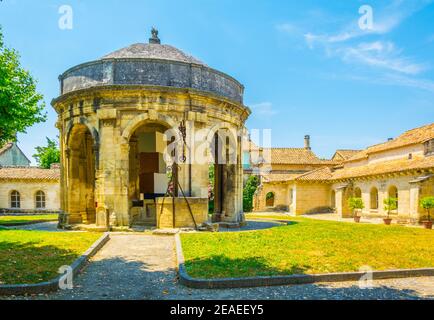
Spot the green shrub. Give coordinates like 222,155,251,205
348,197,364,217
420,196,434,221
383,197,398,218
243,175,259,212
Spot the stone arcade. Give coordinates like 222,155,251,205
52,30,250,229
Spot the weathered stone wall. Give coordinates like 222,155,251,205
293,183,331,215
54,86,248,227
253,183,290,212
60,59,244,104
156,197,208,228
0,180,60,212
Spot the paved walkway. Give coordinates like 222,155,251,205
11,234,433,300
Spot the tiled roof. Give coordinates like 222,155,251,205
263,148,324,165
0,143,13,156
333,149,361,161
261,172,301,183
295,167,333,182
0,167,60,181
347,123,434,162
332,156,434,180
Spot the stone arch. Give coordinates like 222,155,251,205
66,123,96,224
354,187,362,198
206,123,240,222
65,117,99,147
266,192,275,207
370,187,379,210
388,185,399,209
121,113,178,143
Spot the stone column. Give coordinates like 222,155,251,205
409,182,421,222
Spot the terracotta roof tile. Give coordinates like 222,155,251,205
348,123,434,162
295,167,333,182
332,156,434,180
261,172,301,183
333,149,361,161
263,148,323,165
0,167,60,181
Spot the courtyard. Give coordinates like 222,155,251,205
1,214,433,300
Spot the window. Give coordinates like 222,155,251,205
370,187,379,210
10,191,20,208
35,191,46,209
354,187,362,198
266,192,275,207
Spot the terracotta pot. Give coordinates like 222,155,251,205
383,218,392,225
422,221,433,230
354,216,361,223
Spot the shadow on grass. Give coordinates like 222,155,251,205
0,239,82,285
184,254,309,278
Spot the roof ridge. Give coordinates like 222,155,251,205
295,166,329,179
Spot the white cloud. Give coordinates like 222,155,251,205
335,41,427,75
250,102,278,117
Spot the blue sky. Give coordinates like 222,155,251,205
1,0,434,163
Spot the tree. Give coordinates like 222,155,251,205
243,175,259,212
348,197,364,217
33,137,60,169
0,26,46,147
383,197,398,219
420,196,434,221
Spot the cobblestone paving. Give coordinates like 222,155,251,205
8,234,433,300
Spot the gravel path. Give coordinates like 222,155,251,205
10,234,433,300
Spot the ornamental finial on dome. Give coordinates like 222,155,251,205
149,27,161,44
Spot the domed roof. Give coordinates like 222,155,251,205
56,29,244,104
102,43,205,65
102,28,204,65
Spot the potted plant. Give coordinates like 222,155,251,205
383,197,397,225
348,197,364,223
419,196,434,230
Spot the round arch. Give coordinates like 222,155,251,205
65,117,99,147
121,113,179,143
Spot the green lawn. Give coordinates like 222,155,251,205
0,214,58,226
0,230,101,284
181,216,434,279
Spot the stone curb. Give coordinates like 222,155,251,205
0,232,110,296
175,233,434,289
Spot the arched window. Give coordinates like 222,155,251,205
10,191,20,209
266,192,275,207
35,191,46,209
388,186,399,209
370,187,379,210
331,190,336,208
354,187,362,198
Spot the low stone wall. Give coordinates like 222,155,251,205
156,197,208,229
